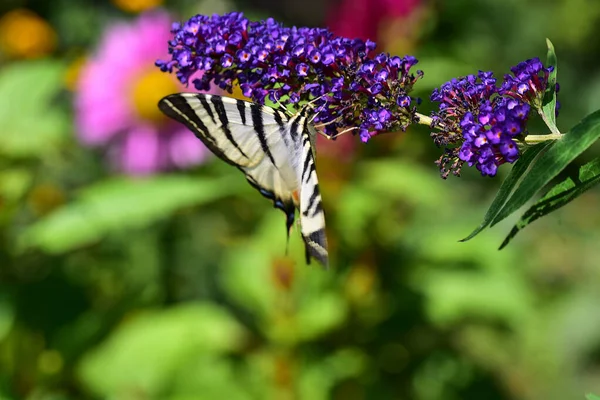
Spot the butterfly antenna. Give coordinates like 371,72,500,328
306,94,328,108
308,102,330,124
313,112,357,139
330,126,359,139
273,98,293,116
314,115,341,129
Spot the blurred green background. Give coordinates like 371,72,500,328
2,0,600,399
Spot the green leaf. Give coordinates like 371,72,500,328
299,349,366,400
78,303,247,398
0,60,69,158
490,109,600,227
294,293,347,342
461,142,552,241
19,175,239,253
586,394,600,400
542,38,559,133
499,157,600,249
0,169,32,201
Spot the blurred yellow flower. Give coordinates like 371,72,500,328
0,9,57,59
130,68,179,123
112,0,163,13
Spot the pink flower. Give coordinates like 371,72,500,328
75,11,210,175
326,0,421,46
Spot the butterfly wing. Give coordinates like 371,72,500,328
159,93,299,237
288,109,329,267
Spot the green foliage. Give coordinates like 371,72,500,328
19,175,241,253
542,39,559,133
500,157,600,248
0,60,69,158
78,303,247,398
2,1,600,400
461,142,552,242
490,109,600,226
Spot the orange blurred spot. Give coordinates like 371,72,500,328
27,184,65,216
273,354,294,389
111,0,163,13
271,257,295,292
0,9,57,59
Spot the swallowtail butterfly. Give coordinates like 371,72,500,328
158,93,329,267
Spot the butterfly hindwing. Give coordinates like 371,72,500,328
292,111,329,267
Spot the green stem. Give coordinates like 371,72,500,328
538,109,561,135
523,133,563,144
416,112,433,126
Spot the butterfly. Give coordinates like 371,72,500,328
158,93,329,267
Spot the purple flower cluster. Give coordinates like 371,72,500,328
156,12,422,141
430,58,557,178
501,58,557,109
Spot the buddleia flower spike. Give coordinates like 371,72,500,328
156,12,423,142
428,58,559,179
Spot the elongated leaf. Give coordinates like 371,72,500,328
460,142,552,241
586,394,600,400
542,39,558,132
490,109,600,227
19,175,240,253
500,158,600,248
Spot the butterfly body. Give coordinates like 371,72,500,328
158,93,328,267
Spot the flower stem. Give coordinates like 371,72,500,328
416,112,433,126
537,109,561,135
523,133,563,144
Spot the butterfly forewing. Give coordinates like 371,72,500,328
160,93,275,168
158,93,329,267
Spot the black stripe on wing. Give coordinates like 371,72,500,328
158,94,238,166
236,100,247,125
273,109,292,148
302,184,320,217
250,104,278,167
293,114,329,268
303,229,328,266
209,95,249,159
198,95,216,124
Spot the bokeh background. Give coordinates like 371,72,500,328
1,0,600,399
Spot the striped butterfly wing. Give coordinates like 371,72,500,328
296,118,329,267
159,93,284,168
158,93,328,266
